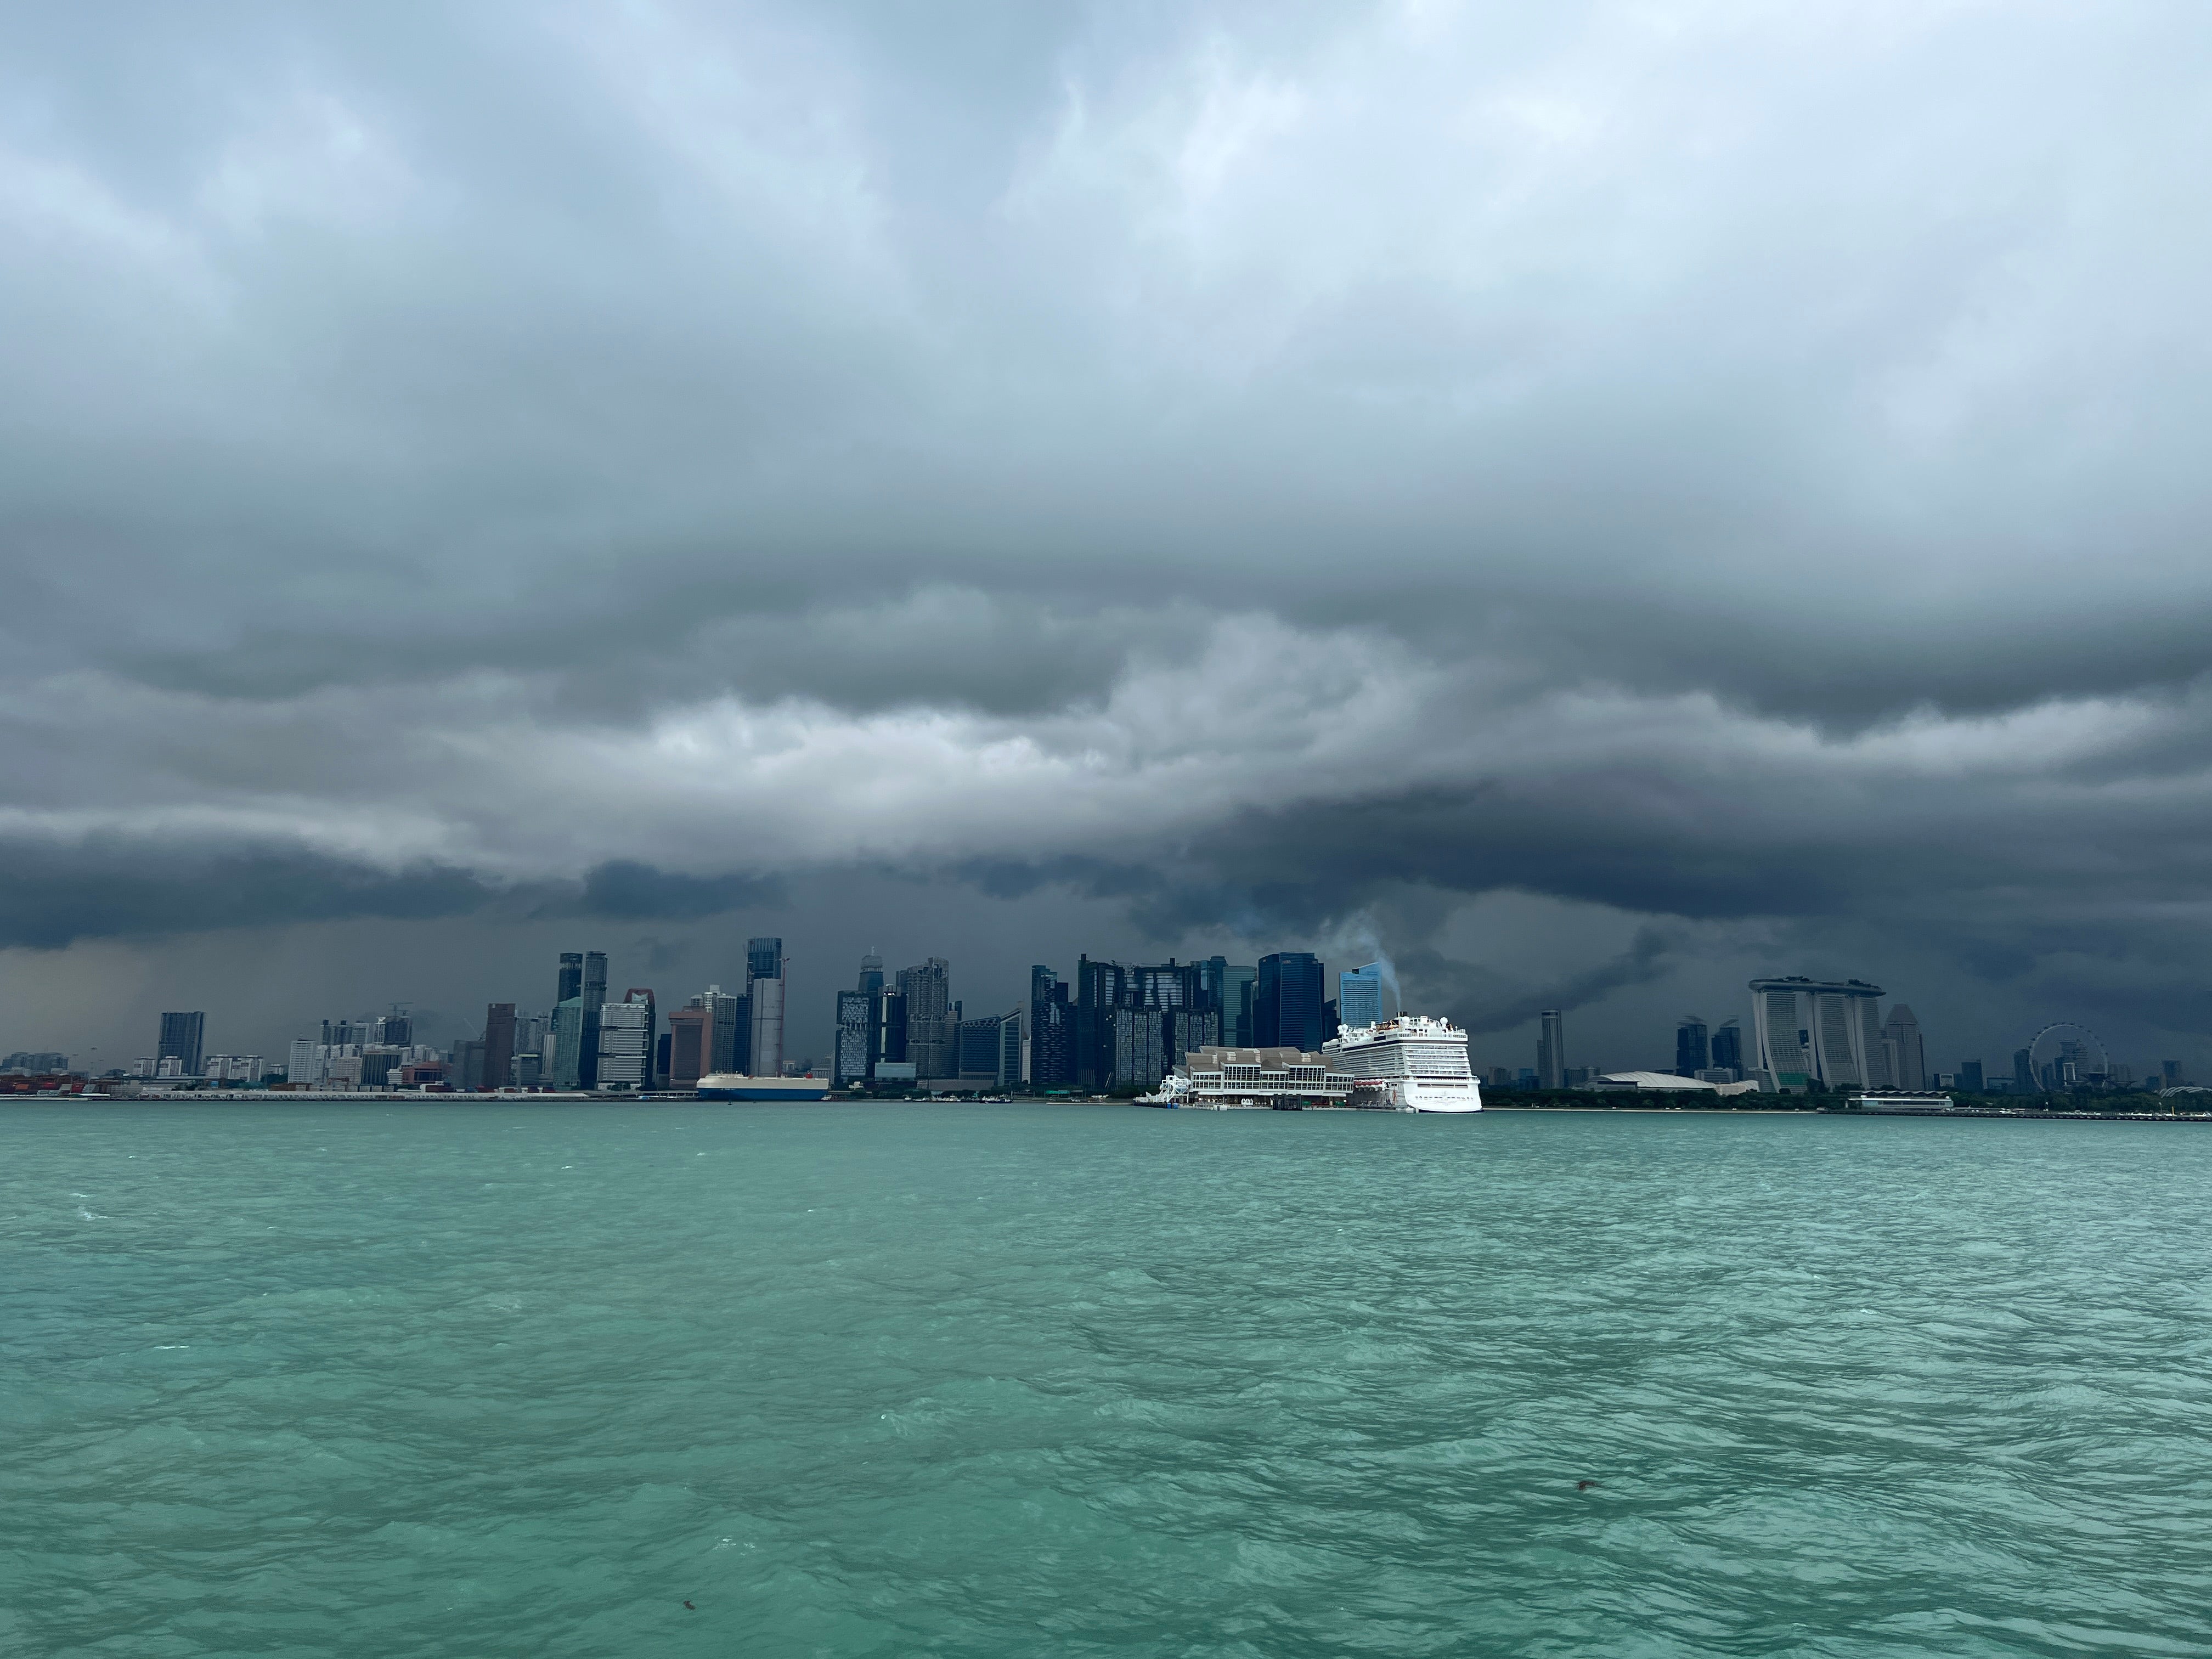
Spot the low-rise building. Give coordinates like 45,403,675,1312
1153,1046,1351,1109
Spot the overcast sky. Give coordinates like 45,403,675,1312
5,1,2211,1075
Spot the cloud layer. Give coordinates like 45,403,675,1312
4,2,2211,1064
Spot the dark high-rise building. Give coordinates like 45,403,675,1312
1675,1017,1709,1077
1197,956,1229,1008
1167,1006,1219,1066
1109,1007,1166,1089
558,952,583,1005
2163,1059,2182,1087
2015,1047,2036,1093
1538,1010,1565,1089
375,1009,412,1046
654,1031,672,1088
552,999,585,1089
1960,1059,1984,1092
858,952,885,996
685,985,747,1075
1254,953,1324,1051
483,1003,516,1093
1322,999,1339,1040
157,1012,205,1077
1029,966,1074,1090
878,990,907,1066
668,1005,712,1088
1230,969,1256,1045
1074,956,1127,1090
958,1009,1022,1087
835,991,872,1086
1881,1004,1925,1092
579,951,608,1089
1126,960,1203,1010
1711,1020,1743,1074
898,958,952,1079
452,1039,486,1091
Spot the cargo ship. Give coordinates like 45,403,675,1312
695,1073,834,1102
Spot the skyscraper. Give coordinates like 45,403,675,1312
748,936,786,1077
1254,953,1324,1051
1538,1010,1565,1089
834,990,872,1086
625,988,657,1083
858,951,884,997
596,994,653,1090
1880,1005,1926,1091
580,951,608,1089
1339,963,1385,1032
898,957,951,1079
668,1005,712,1088
878,989,907,1068
552,998,584,1090
1232,972,1255,1045
1675,1016,1708,1077
1711,1019,1743,1074
1073,957,1127,1090
1960,1059,1984,1091
1029,966,1074,1091
157,1012,205,1077
483,1003,516,1093
1110,1007,1170,1090
2015,1047,2036,1093
558,952,583,1005
958,1009,1023,1087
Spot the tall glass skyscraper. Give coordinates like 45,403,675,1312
1675,1016,1708,1077
1029,966,1074,1090
1254,953,1324,1051
1338,963,1384,1031
157,1011,205,1077
580,951,607,1088
748,937,786,1076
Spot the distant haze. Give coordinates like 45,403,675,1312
3,4,2210,1077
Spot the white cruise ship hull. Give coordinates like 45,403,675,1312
1389,1079,1484,1113
1323,1015,1483,1112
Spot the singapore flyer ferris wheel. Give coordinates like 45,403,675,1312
2024,1022,2111,1088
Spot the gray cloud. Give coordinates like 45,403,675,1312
573,861,786,921
0,837,500,950
4,2,2212,1069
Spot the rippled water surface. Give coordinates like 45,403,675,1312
5,1103,2210,1657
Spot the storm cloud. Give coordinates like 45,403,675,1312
4,1,2212,1069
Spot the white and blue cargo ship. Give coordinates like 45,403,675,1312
695,1073,834,1101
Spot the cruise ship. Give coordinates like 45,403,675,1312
695,1073,834,1102
1321,1015,1482,1112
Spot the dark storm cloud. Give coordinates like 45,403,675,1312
5,1,2212,1058
0,837,500,950
573,860,786,921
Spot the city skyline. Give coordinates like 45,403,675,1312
4,8,2212,1094
36,939,2188,1100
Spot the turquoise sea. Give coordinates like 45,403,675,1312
4,1103,2208,1657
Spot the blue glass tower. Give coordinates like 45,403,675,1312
1338,963,1384,1031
